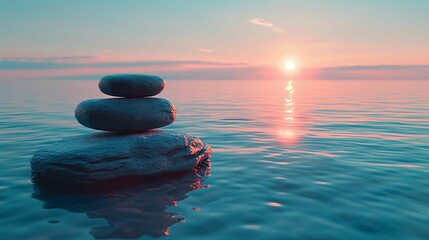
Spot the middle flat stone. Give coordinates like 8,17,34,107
75,98,176,132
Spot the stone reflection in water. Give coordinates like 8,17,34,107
32,162,211,239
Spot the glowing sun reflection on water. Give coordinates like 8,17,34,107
279,80,295,138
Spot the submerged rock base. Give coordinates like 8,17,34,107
32,163,211,239
31,130,211,191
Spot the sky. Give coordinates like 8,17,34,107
1,0,428,80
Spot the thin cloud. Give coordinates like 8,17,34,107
0,59,248,70
52,64,429,81
250,18,284,33
50,66,274,81
270,26,285,33
325,65,429,71
0,55,94,63
250,18,273,27
100,49,112,54
198,48,215,53
2,57,428,80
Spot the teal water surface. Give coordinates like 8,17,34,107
0,79,428,239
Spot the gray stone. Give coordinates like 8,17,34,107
31,130,211,187
99,74,165,98
75,98,176,132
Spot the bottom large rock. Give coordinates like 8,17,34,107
31,130,211,190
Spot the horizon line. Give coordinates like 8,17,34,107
1,58,428,80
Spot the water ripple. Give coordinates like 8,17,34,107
0,79,428,239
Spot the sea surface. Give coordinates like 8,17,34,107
0,79,428,240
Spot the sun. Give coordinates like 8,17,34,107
284,60,296,71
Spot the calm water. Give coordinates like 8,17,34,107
0,79,428,240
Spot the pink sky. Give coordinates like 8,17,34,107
1,1,428,80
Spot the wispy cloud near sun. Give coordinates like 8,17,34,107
249,18,273,27
249,18,284,33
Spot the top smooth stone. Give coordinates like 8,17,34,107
99,74,165,98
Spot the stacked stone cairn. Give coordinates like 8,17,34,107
31,74,211,190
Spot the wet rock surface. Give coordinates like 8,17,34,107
32,130,211,188
75,98,176,132
99,74,165,98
